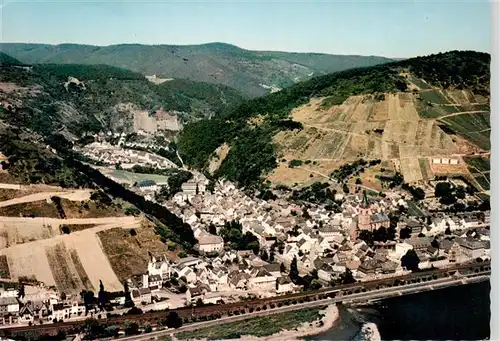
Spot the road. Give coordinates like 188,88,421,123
116,271,490,341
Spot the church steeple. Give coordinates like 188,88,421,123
362,190,370,208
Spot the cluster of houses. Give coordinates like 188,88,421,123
156,179,490,299
74,141,177,169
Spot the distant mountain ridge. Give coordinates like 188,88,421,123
0,42,396,97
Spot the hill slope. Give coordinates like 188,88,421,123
0,60,245,138
0,42,395,97
177,50,491,189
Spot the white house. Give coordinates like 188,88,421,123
197,232,224,253
0,297,19,316
248,268,276,292
131,288,152,305
148,255,172,281
178,267,197,284
276,277,295,295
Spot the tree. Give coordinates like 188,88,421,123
144,323,153,333
280,263,286,273
358,230,374,245
290,256,299,281
166,311,183,329
431,238,440,249
61,225,70,234
399,227,412,240
123,281,134,308
343,183,350,194
387,226,396,241
98,280,108,309
129,228,137,236
124,321,140,336
340,269,356,284
60,292,67,301
208,223,217,235
269,251,275,262
445,226,452,235
435,182,453,198
260,250,269,261
401,249,420,272
373,227,388,242
355,178,362,185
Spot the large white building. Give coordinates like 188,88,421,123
196,232,224,253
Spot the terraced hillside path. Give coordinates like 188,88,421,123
436,110,489,120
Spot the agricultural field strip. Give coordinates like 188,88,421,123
0,217,140,290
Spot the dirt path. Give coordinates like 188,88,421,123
437,110,489,120
0,216,137,226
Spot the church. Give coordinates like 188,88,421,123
350,191,390,241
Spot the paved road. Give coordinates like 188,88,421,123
116,272,490,341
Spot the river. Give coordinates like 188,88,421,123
307,281,490,340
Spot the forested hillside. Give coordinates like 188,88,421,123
1,42,395,97
0,60,246,138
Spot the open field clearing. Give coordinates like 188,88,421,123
97,220,172,282
0,216,141,291
429,163,469,177
420,90,452,104
418,158,434,181
0,188,34,202
95,167,170,185
407,76,432,90
46,242,93,294
276,91,489,189
0,201,59,218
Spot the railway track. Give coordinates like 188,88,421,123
0,260,490,338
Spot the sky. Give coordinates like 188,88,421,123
0,0,491,58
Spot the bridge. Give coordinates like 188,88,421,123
0,261,490,339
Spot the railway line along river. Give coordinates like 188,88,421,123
307,281,490,340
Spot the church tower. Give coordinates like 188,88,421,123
357,191,373,231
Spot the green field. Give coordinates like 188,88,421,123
98,168,171,185
420,90,452,105
409,76,432,90
476,193,490,201
463,156,490,172
415,101,459,119
175,307,324,340
440,113,491,150
407,200,425,217
418,158,431,180
474,174,490,191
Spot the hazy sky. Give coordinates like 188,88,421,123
0,0,491,58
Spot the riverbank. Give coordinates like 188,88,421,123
173,305,339,341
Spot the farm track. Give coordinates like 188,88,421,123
0,190,91,208
437,110,489,120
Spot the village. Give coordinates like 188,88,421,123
0,169,491,328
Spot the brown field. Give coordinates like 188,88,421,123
0,216,141,291
0,255,10,279
0,188,34,202
59,199,126,219
98,220,172,282
430,163,469,176
0,201,59,218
